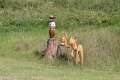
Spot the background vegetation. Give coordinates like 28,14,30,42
0,0,120,79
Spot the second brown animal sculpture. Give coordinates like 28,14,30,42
69,36,84,64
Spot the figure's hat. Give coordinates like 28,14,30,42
49,15,56,19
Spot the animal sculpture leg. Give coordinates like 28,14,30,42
70,50,75,64
77,50,81,64
71,50,74,58
78,45,84,64
80,49,83,64
74,50,80,64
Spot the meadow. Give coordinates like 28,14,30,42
0,0,120,80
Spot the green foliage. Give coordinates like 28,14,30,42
0,0,119,32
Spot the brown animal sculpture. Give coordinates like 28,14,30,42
69,36,84,64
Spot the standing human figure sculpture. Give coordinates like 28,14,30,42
45,15,58,59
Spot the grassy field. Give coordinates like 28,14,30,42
0,29,120,80
0,0,120,80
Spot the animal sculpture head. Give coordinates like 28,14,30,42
60,31,68,46
62,32,67,38
69,36,78,50
69,36,76,45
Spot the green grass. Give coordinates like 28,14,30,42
0,0,120,79
0,57,120,80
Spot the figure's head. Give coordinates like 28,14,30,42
49,15,56,19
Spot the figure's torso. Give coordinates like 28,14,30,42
49,21,56,29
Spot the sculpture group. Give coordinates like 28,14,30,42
44,16,84,65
